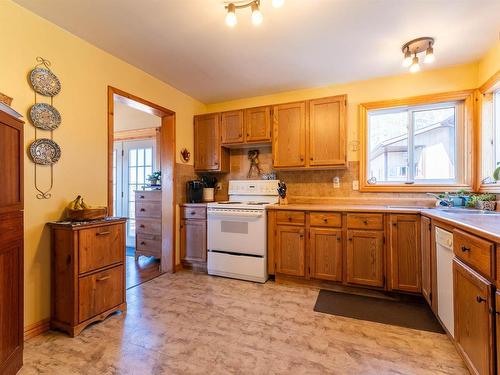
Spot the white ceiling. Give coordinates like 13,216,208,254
14,0,500,103
114,101,161,132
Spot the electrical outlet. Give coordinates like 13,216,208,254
333,176,340,188
352,180,359,190
216,182,222,191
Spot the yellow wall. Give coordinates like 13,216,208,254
206,63,478,161
478,41,500,86
1,1,205,326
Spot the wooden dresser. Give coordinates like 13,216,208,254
49,218,127,337
135,190,162,259
180,204,207,271
0,111,24,375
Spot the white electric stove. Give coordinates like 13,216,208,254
207,180,279,283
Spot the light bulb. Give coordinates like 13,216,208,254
409,56,420,73
251,2,263,25
424,45,435,64
402,48,412,67
272,0,285,8
225,3,237,27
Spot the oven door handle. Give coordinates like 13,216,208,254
208,211,264,218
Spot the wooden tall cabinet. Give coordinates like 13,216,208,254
389,214,421,293
50,219,127,337
0,111,24,375
194,113,229,172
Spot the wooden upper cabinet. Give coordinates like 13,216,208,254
244,106,272,143
194,113,229,172
389,214,421,293
276,225,305,276
272,102,307,168
346,230,384,288
309,228,342,281
453,259,493,375
221,110,244,145
421,216,432,305
308,95,346,167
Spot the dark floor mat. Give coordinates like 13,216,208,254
314,289,445,333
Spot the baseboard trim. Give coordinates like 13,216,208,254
24,318,50,341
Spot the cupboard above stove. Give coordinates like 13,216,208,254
193,94,347,172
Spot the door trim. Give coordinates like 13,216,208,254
107,86,176,273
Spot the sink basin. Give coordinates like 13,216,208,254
386,205,430,209
438,208,500,215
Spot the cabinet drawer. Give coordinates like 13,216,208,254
347,213,383,230
135,190,161,202
78,265,124,323
135,218,161,235
310,212,341,227
453,229,494,279
181,206,206,220
136,234,162,253
136,202,161,218
79,224,124,274
276,211,305,225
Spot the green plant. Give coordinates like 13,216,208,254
147,171,161,184
465,193,496,208
456,189,471,196
493,162,500,181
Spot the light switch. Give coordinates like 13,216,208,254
352,180,359,190
333,176,340,188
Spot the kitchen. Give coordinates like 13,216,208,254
1,1,500,374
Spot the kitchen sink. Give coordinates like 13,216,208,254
438,208,500,215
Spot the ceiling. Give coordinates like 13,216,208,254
14,0,500,103
114,100,161,132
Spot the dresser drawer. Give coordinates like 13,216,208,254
136,218,162,235
78,265,124,323
310,212,341,227
453,229,494,279
136,201,161,218
276,211,305,225
136,234,162,254
347,213,383,230
181,206,206,220
135,190,161,202
79,224,124,274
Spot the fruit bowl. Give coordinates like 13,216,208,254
66,207,107,221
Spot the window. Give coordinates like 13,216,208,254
480,88,500,186
360,91,473,192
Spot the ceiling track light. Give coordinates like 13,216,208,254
225,0,284,27
401,37,435,73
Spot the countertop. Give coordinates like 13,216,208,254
267,203,500,243
180,202,208,207
48,217,127,229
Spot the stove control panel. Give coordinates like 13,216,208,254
228,180,280,196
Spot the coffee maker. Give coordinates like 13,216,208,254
186,180,204,203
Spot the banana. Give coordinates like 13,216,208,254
67,195,81,210
80,199,90,209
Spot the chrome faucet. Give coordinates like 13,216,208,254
426,193,453,207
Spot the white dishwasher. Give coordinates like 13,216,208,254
435,227,454,337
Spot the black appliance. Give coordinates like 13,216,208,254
186,180,204,203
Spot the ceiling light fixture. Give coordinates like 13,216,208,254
401,37,435,73
225,0,283,27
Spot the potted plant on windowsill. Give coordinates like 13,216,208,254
466,193,497,211
147,171,161,189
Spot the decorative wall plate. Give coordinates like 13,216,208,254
29,139,61,165
29,103,61,130
30,67,61,97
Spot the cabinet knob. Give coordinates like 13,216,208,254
363,220,368,225
246,133,250,137
299,234,304,238
392,222,397,227
139,195,145,199
140,224,145,228
476,295,486,303
310,157,314,161
323,218,328,222
140,208,145,212
348,237,353,241
190,211,196,215
461,246,470,253
140,241,146,245
288,217,292,221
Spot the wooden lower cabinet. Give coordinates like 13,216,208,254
180,204,207,270
453,259,493,375
309,228,342,281
421,216,432,306
496,291,500,375
389,214,421,293
276,225,305,276
346,230,384,288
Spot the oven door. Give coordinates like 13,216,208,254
207,209,266,256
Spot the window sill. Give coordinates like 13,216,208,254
478,184,500,194
359,183,472,193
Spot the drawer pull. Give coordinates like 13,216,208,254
363,220,368,225
140,241,146,245
461,246,471,253
348,237,352,241
139,195,145,199
96,231,111,236
476,295,486,303
96,276,110,282
140,208,146,212
190,211,196,215
140,224,145,228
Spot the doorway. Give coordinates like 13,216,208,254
108,87,176,289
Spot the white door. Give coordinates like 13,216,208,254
114,139,156,247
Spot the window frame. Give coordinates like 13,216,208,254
477,70,500,193
359,90,475,192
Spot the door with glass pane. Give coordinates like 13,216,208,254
114,139,156,247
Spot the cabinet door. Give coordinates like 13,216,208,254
221,110,244,144
309,228,342,281
245,106,271,143
276,225,305,276
346,230,384,287
421,216,432,305
272,102,306,168
496,291,500,375
389,214,421,293
453,259,493,375
180,220,207,263
194,113,221,171
308,96,346,166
